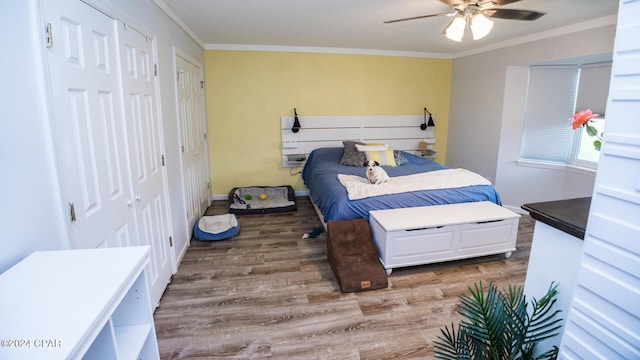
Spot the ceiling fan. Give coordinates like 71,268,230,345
384,0,545,42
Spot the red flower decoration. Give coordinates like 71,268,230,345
570,109,599,130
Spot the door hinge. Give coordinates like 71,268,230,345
154,63,158,76
161,154,165,166
200,80,205,89
204,132,207,140
45,23,53,48
207,182,210,189
68,202,76,222
169,236,173,247
181,145,185,153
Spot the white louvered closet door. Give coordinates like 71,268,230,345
559,0,640,358
44,0,136,249
176,54,209,234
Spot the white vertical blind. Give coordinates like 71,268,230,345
520,65,579,162
576,62,612,116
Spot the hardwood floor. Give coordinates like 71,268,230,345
154,197,534,359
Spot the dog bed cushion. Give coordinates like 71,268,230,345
327,218,388,293
229,185,297,214
193,214,240,241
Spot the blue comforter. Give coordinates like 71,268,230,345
302,147,501,222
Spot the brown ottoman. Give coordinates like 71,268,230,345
327,218,388,293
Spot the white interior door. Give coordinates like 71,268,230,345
44,0,135,249
117,24,173,306
176,54,209,233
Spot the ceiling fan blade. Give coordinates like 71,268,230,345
484,8,545,20
384,12,454,24
481,0,521,6
439,0,521,7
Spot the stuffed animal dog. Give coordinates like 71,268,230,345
364,160,390,185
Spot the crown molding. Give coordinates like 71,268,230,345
152,0,204,49
204,43,453,59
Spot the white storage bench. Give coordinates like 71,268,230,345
369,201,520,275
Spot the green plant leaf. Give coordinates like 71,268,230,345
502,285,528,357
458,282,510,359
535,346,559,360
524,283,563,347
586,125,598,137
435,281,561,360
593,140,601,150
434,323,472,359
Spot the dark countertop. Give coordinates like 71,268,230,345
521,197,591,240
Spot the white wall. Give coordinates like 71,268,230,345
447,23,616,209
0,1,70,272
0,0,204,272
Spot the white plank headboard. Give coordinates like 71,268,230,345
280,115,435,167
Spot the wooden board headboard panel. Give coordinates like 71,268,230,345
280,115,435,167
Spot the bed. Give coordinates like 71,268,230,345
302,146,502,224
283,114,510,273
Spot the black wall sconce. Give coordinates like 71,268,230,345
291,108,301,133
421,107,435,130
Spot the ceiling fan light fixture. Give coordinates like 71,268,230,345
470,13,494,40
444,16,466,42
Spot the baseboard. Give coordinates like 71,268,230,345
173,239,189,271
503,204,528,215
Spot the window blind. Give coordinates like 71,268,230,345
576,62,612,116
520,65,579,163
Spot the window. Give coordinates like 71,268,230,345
573,118,605,163
571,63,611,167
520,65,578,163
520,62,612,169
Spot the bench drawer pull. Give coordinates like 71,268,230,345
474,219,505,224
406,226,444,232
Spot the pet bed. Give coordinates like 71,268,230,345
193,214,240,241
327,218,388,293
228,185,297,214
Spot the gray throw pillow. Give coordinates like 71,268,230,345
340,141,367,166
340,147,366,166
394,150,409,166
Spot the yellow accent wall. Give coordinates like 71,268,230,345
204,51,451,195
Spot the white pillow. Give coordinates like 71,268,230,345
355,144,389,152
356,143,396,166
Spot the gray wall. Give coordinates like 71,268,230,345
447,23,616,210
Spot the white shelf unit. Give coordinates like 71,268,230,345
0,246,159,360
369,201,520,274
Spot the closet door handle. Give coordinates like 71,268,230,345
135,195,141,201
127,200,133,207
